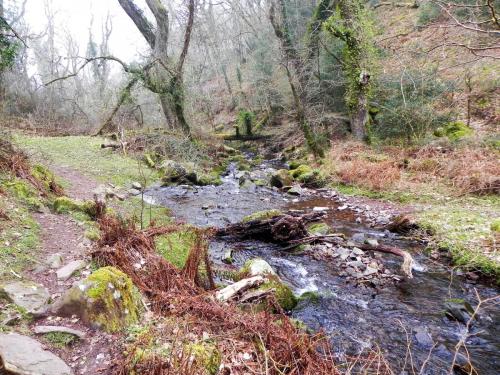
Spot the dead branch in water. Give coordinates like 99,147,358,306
216,212,325,242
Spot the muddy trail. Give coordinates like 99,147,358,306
145,160,500,374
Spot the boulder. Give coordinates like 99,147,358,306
160,160,187,184
242,209,282,223
46,253,64,269
33,325,86,339
444,299,475,324
0,333,72,375
0,280,50,316
56,260,87,281
270,169,293,188
306,222,331,235
287,186,304,196
51,266,142,333
240,258,276,277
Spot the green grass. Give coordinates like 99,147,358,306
15,135,159,187
0,176,40,280
415,196,500,282
155,227,197,269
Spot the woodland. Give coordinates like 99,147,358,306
0,0,499,374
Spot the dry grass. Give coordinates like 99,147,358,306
324,141,499,196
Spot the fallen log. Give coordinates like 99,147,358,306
216,212,325,242
216,275,265,302
358,243,415,279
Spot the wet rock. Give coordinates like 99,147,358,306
56,260,87,281
34,325,86,339
47,253,64,269
444,299,475,324
347,260,366,271
0,333,73,375
335,247,351,260
287,186,304,196
51,266,142,333
363,267,378,276
0,280,50,316
351,233,365,243
414,327,433,348
364,238,379,247
312,206,329,212
351,247,364,256
240,258,276,277
128,188,141,196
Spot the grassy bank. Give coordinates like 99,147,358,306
315,140,500,280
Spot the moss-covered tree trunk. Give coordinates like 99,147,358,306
324,0,374,141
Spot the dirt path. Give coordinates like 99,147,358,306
24,166,118,375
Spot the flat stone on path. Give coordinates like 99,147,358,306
56,260,87,281
34,325,86,339
0,281,50,316
0,333,73,375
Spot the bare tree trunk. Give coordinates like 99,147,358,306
351,71,370,140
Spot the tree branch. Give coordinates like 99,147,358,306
117,0,156,48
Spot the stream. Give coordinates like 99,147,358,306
145,160,500,374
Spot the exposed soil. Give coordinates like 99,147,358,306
23,166,118,375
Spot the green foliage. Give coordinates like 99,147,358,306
44,332,78,348
491,219,500,233
373,70,455,141
434,121,473,141
0,18,19,72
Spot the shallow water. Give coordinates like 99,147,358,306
145,161,500,374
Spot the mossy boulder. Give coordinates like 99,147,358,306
306,222,331,235
53,197,102,218
290,165,313,179
270,169,293,188
242,209,282,223
289,164,326,187
159,160,188,184
258,275,297,311
31,164,59,192
52,266,142,333
288,160,302,170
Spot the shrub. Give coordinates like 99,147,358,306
417,1,442,26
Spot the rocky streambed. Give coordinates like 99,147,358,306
145,159,500,374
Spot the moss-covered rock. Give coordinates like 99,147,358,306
288,160,303,170
290,164,313,179
242,209,282,223
53,196,102,218
31,164,59,192
52,266,142,333
306,222,331,235
270,169,293,188
258,275,297,311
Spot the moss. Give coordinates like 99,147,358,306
442,121,473,141
197,172,222,186
242,209,282,223
156,227,197,269
258,276,297,311
53,196,103,219
306,222,331,235
84,266,142,333
288,160,303,170
185,342,221,375
4,179,43,210
290,165,313,179
31,164,59,192
44,332,78,348
143,153,157,168
490,219,500,233
298,291,321,305
84,227,100,241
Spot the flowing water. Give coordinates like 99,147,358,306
145,161,500,374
